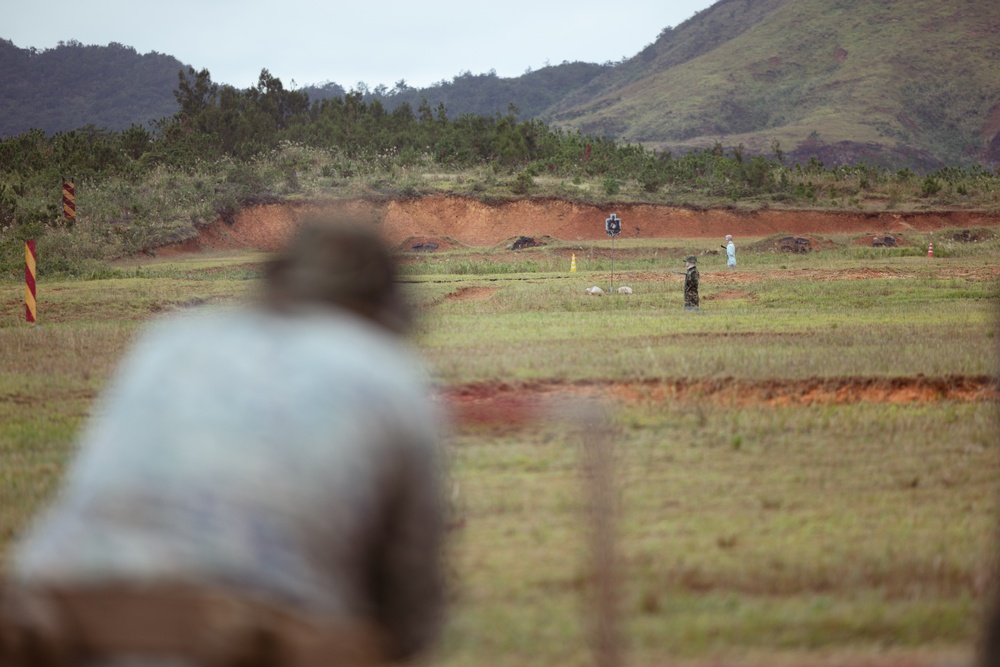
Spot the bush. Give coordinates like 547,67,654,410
510,171,535,195
921,176,942,197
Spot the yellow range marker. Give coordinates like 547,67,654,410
63,180,76,224
25,240,36,323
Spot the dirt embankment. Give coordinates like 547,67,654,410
171,198,1000,253
443,376,1000,427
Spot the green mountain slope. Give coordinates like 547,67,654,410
0,39,185,137
303,62,608,120
552,0,788,114
545,0,1000,168
4,0,999,169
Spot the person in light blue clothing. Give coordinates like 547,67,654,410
2,215,446,666
724,234,736,268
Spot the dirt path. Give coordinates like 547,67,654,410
441,376,999,427
169,198,1000,253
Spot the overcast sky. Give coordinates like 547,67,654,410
6,0,716,90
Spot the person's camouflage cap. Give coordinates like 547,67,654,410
684,255,698,264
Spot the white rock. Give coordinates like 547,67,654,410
616,286,633,294
585,286,605,296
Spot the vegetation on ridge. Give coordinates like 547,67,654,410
4,0,1000,169
1,67,999,279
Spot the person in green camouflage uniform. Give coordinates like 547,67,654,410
683,255,700,310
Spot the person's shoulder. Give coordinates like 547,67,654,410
291,307,428,379
127,307,238,352
147,305,240,331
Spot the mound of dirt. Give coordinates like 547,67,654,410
952,228,995,243
748,234,838,254
398,236,461,252
780,236,813,253
851,233,911,247
510,235,542,250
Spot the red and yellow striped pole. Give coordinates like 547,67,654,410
25,240,37,323
62,180,76,225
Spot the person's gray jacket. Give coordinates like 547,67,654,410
12,305,446,661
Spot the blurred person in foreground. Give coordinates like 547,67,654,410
0,215,446,666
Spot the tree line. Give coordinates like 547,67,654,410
1,66,998,276
0,39,183,137
0,66,682,221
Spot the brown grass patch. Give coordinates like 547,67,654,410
444,286,498,302
704,289,755,301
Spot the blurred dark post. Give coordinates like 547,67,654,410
980,306,1000,667
577,400,622,667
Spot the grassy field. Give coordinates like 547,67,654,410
1,232,998,666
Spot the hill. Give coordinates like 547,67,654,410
542,0,1000,169
316,62,609,120
0,36,607,139
3,0,1000,170
0,39,185,137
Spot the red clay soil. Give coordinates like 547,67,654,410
170,198,1000,252
441,376,998,428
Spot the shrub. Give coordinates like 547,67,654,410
921,176,942,198
510,171,535,195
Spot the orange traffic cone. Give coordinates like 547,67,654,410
927,242,933,258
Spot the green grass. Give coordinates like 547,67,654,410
410,244,997,384
443,401,996,665
1,235,998,666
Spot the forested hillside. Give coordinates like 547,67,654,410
3,0,1000,169
0,38,605,141
302,62,608,120
0,39,184,137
